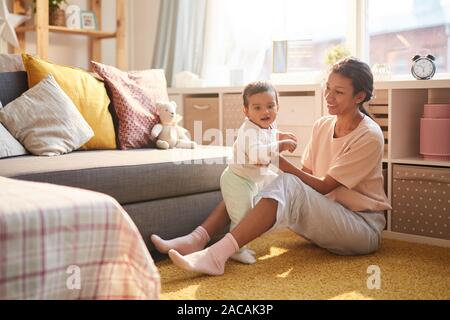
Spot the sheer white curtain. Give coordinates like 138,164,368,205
201,0,349,86
152,0,349,87
152,0,207,86
201,0,285,86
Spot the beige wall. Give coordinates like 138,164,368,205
3,0,160,71
129,0,160,70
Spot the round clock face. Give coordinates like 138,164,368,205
412,58,435,80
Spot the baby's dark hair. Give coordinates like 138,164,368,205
243,81,279,107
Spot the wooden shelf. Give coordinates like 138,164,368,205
16,25,117,39
12,0,126,70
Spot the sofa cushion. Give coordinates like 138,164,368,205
0,75,94,156
0,123,28,158
0,146,231,204
22,54,116,150
0,71,28,106
91,61,168,150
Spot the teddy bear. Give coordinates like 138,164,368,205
151,101,197,149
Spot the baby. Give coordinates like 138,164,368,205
222,81,297,264
150,81,297,265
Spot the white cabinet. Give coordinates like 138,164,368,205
277,94,317,126
168,84,323,158
374,80,450,247
277,91,321,157
222,93,245,145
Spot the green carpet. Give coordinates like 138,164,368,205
156,229,450,300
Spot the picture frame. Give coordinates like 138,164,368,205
272,40,288,73
80,11,97,30
272,39,313,73
65,5,82,29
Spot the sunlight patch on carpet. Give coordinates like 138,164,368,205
258,246,288,261
329,291,373,300
276,268,293,278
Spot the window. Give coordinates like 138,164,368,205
200,0,450,86
202,0,350,86
368,0,450,75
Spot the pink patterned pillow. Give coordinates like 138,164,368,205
91,61,169,150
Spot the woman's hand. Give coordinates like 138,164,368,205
278,156,342,195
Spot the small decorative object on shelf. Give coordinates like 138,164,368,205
372,63,392,81
48,0,67,26
80,10,97,30
411,54,436,80
0,0,29,48
65,4,81,29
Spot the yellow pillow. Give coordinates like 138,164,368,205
21,54,116,150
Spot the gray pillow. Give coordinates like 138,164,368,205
0,71,29,106
0,121,27,158
0,75,94,156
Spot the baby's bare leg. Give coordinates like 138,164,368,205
201,201,231,237
231,198,278,247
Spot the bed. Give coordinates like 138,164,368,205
0,177,160,300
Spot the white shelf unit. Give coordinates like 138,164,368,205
168,84,323,158
168,79,450,247
380,80,450,247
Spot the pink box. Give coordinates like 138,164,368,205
420,104,450,161
423,104,450,118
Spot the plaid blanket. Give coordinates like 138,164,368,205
0,177,160,300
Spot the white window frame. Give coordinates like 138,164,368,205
347,0,369,62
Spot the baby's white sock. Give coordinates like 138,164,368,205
230,247,256,264
168,233,239,276
150,226,210,255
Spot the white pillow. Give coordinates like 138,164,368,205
0,54,25,72
0,121,27,158
0,75,94,156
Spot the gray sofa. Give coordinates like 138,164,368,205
0,71,229,255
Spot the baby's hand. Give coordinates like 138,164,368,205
279,139,297,153
278,131,298,143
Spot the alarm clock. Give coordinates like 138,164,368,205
411,54,436,80
65,5,81,29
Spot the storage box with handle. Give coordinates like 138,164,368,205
392,164,450,240
184,96,220,145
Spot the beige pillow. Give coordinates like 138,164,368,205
0,75,94,156
0,54,25,72
0,121,27,158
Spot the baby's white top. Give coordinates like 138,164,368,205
228,118,279,183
